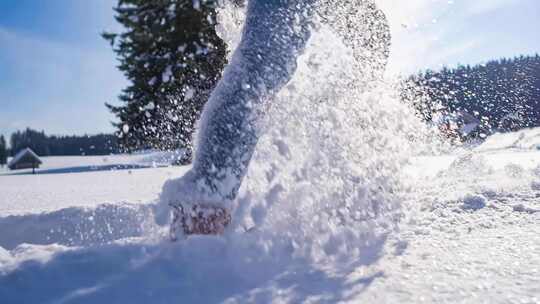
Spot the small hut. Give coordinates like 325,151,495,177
8,148,42,173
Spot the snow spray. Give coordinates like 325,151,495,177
201,0,432,265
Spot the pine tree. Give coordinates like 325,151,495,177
0,135,7,167
103,0,227,157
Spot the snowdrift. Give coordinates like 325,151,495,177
476,127,540,152
0,204,154,250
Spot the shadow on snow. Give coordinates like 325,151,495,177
4,164,159,176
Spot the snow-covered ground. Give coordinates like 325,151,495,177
0,129,539,303
0,153,186,215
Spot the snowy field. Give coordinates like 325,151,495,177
0,153,186,215
0,129,539,303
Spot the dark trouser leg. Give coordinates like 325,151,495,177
190,0,316,202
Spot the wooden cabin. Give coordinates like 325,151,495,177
8,148,42,173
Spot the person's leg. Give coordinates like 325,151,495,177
164,0,316,235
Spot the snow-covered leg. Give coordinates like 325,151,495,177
164,0,315,238
191,0,316,200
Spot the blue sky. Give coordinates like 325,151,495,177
0,0,125,142
1,0,539,141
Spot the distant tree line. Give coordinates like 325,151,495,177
7,128,119,157
404,54,540,139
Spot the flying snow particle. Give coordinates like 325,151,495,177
193,0,200,11
162,66,173,82
143,102,155,111
184,88,195,100
167,111,179,122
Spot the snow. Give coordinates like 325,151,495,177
184,87,195,100
476,127,540,152
3,91,540,303
1,127,539,304
0,153,186,216
1,4,539,302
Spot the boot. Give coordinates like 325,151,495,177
170,203,231,239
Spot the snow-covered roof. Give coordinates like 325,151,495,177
7,148,42,167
